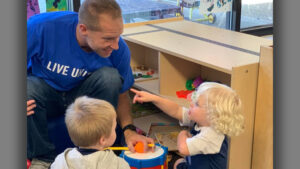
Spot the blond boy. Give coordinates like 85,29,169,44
50,96,130,169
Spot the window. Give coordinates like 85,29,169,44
180,0,233,30
30,0,273,36
239,0,273,36
28,0,73,15
241,0,273,29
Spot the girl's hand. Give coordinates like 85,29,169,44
130,88,156,104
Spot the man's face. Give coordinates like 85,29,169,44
84,14,123,58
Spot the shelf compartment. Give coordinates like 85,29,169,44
159,51,231,97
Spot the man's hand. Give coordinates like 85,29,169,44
27,100,36,116
124,130,154,153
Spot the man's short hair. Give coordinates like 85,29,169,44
65,96,116,147
78,0,122,31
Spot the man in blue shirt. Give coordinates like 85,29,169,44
27,0,153,167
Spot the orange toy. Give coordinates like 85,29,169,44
134,141,145,153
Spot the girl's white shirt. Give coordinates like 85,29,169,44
179,107,225,156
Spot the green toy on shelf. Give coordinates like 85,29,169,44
176,76,204,99
186,76,203,90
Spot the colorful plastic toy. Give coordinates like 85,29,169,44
186,76,203,90
176,90,194,99
134,141,145,153
121,144,168,169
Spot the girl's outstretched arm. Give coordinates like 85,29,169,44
130,88,183,121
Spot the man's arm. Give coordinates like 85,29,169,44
116,91,154,152
116,91,133,128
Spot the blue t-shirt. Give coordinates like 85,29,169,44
27,11,134,92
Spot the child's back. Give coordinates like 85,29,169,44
50,96,130,169
51,148,129,169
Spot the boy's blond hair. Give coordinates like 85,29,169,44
65,96,116,147
191,82,245,136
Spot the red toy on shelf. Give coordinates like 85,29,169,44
176,90,194,99
176,76,204,99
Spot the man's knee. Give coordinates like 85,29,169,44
27,76,64,118
27,76,52,100
27,76,43,98
91,67,123,90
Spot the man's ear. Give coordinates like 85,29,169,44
78,24,88,36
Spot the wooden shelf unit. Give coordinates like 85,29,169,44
123,20,273,169
251,45,273,169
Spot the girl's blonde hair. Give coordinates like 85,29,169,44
191,82,245,136
65,96,116,147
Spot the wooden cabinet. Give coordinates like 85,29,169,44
123,19,273,169
251,45,273,169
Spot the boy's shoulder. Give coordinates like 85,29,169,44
51,148,130,169
50,148,76,168
84,150,131,169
